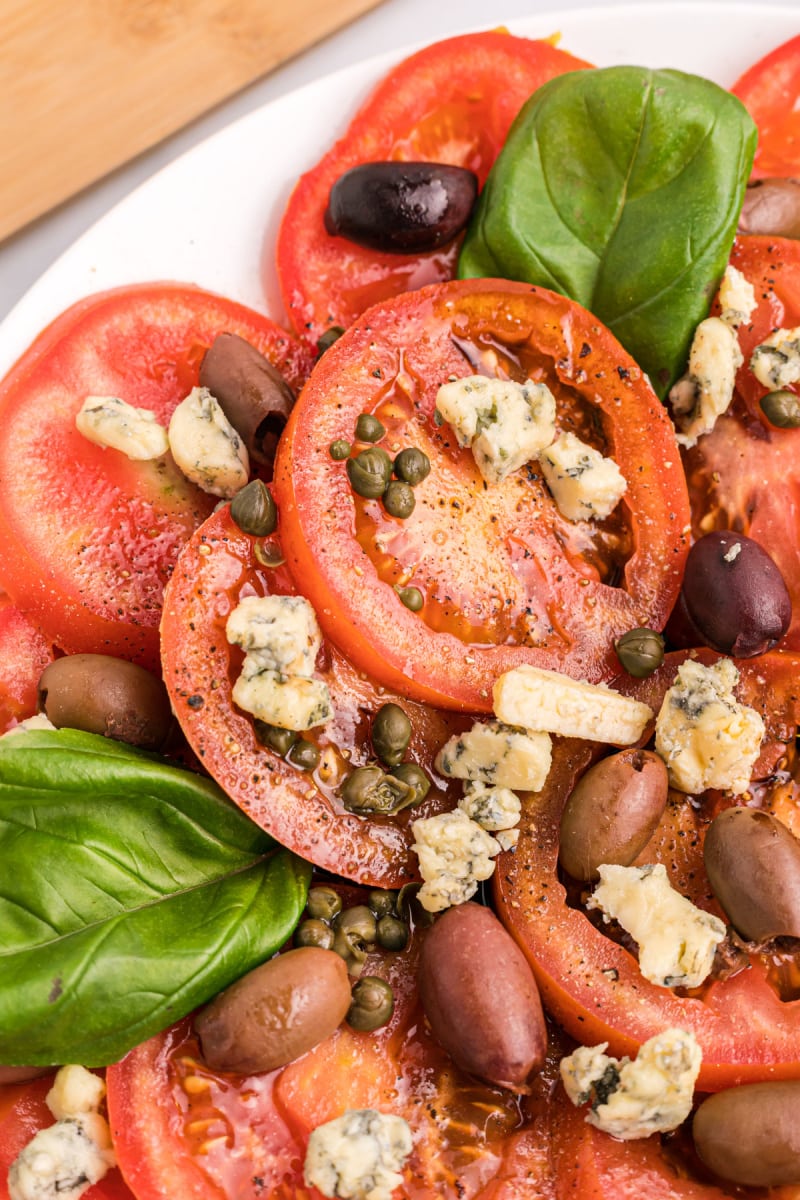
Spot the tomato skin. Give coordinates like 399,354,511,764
732,36,800,178
275,31,591,350
0,284,312,671
274,278,690,711
0,598,53,731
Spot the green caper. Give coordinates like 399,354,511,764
395,585,424,612
339,766,417,816
355,413,386,443
760,389,800,428
346,447,393,499
376,914,409,951
294,918,335,950
389,762,431,805
306,886,342,922
394,447,431,486
382,481,416,520
396,882,436,928
367,889,396,918
335,905,378,943
614,627,665,678
371,703,412,767
346,976,395,1032
317,325,345,357
253,539,286,568
329,439,351,460
288,739,320,771
254,721,298,757
230,480,278,537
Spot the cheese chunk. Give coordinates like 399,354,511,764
304,1109,412,1200
232,664,332,731
655,658,764,795
560,1028,702,1139
718,264,757,329
46,1067,105,1122
168,386,249,498
750,325,800,390
670,317,743,449
434,375,556,485
76,395,168,460
538,432,626,522
458,781,521,831
588,863,726,988
3,715,57,738
493,666,652,746
226,595,321,678
412,809,500,912
435,719,552,791
8,1115,116,1200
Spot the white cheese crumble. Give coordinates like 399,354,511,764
75,395,169,460
168,386,249,498
750,326,800,390
587,863,726,989
458,781,521,831
232,664,333,732
537,432,627,522
411,808,500,912
3,715,57,738
303,1109,412,1200
434,375,556,485
435,719,552,791
718,264,757,329
46,1066,106,1122
669,317,743,449
654,658,764,796
560,1029,702,1140
493,666,653,746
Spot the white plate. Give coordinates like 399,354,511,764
0,1,796,378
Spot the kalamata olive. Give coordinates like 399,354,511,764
346,976,395,1031
693,1081,800,1186
738,178,800,239
0,1066,52,1085
306,886,342,922
194,946,351,1074
371,703,412,767
680,531,791,657
614,627,665,678
325,162,479,253
199,333,295,477
704,807,800,941
346,447,393,499
294,918,335,950
230,479,277,537
38,654,171,750
418,902,547,1092
559,749,668,882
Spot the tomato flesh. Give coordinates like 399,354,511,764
732,35,800,178
0,598,53,731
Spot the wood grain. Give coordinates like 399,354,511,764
1,0,384,242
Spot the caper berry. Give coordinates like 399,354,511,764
760,389,800,428
346,976,394,1032
367,889,396,918
306,886,342,922
254,721,298,757
317,325,345,357
294,918,335,950
389,762,431,805
382,481,416,519
371,702,412,767
346,447,393,499
288,739,320,771
614,627,665,678
355,413,386,443
395,585,424,612
339,765,417,815
394,447,431,486
329,439,351,460
230,480,278,537
376,914,409,951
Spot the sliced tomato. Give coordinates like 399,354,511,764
686,236,800,652
495,650,800,1092
0,598,53,731
732,35,800,178
0,284,312,671
275,31,591,350
273,279,690,711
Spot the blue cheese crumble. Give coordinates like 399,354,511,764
435,719,552,791
303,1109,412,1200
750,325,800,390
493,666,652,746
411,809,500,912
75,395,169,460
538,432,627,522
168,386,249,498
669,317,743,449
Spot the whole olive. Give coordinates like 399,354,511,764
347,976,395,1032
704,807,800,941
371,703,412,767
614,627,665,678
306,886,342,922
254,721,298,757
195,947,351,1073
394,447,431,486
376,914,409,951
346,447,393,499
694,1081,800,1186
559,749,669,882
38,654,171,750
738,178,800,240
230,479,277,537
389,762,431,805
355,413,386,443
383,481,416,520
760,389,800,429
294,918,335,950
679,531,791,657
325,162,479,253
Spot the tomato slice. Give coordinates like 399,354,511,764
0,284,312,671
275,31,591,350
0,598,53,731
732,35,800,178
494,650,800,1092
273,279,690,711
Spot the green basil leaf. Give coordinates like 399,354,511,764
0,728,310,1066
458,66,757,396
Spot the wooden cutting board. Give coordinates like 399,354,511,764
2,0,384,242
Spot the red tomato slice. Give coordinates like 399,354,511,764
0,598,53,731
0,284,312,671
161,505,468,885
275,31,591,350
732,35,800,178
495,650,800,1092
273,279,690,711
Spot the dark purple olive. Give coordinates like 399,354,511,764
324,162,478,253
694,1081,800,1186
680,531,791,657
738,178,800,239
704,807,800,941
